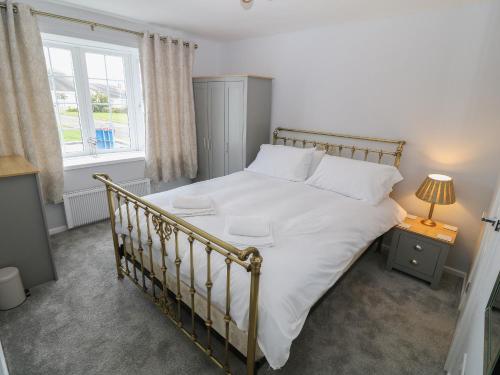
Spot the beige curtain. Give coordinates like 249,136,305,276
0,2,63,203
140,33,197,183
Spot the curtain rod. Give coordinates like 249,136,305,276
0,3,198,49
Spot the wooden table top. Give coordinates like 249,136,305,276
0,155,39,178
397,215,458,245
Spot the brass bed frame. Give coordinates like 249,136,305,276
93,127,405,375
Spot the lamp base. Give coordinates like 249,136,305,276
421,218,437,227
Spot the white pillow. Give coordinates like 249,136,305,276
307,149,326,178
246,144,315,181
305,155,403,205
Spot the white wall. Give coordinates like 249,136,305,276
25,0,223,230
220,0,500,273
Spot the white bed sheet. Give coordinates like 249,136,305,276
116,171,406,369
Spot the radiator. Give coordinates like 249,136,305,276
63,178,151,229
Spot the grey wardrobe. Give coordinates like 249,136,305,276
193,75,272,181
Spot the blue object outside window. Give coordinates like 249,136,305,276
96,128,115,149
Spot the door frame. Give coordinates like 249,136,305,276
445,176,500,374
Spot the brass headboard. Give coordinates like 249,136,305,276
272,127,406,168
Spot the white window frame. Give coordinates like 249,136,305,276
42,33,144,158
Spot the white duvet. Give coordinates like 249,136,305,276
116,171,406,369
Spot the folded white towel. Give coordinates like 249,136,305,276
165,195,216,217
167,207,216,218
224,216,274,247
172,195,213,209
226,216,270,237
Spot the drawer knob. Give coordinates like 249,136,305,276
414,244,423,251
410,259,419,265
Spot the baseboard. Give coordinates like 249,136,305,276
461,353,467,375
443,266,467,280
49,225,68,236
0,339,9,375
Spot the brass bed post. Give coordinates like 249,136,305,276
223,256,232,373
246,250,262,375
188,235,197,339
394,141,405,168
125,198,138,282
173,226,183,325
205,245,214,355
144,208,157,299
116,194,130,275
272,129,279,145
100,174,123,280
134,203,147,291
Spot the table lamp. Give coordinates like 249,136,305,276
415,174,456,227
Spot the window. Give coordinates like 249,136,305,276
42,34,144,157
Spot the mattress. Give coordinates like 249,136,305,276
116,170,406,369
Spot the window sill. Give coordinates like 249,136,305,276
63,151,145,171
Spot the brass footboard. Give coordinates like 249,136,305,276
93,173,262,375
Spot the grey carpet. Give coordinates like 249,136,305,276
0,221,460,375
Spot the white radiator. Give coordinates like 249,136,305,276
63,178,151,229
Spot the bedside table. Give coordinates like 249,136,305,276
386,215,458,289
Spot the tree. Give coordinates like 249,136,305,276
91,92,109,112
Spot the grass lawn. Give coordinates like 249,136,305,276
62,129,82,143
63,111,128,124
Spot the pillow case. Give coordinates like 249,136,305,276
305,154,403,205
307,149,326,178
246,144,315,181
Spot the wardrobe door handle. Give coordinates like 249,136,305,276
414,244,423,251
410,259,419,266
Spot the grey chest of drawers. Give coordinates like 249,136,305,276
386,216,457,289
0,156,57,289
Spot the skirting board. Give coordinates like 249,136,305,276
0,339,9,375
49,225,68,236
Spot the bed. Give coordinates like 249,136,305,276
93,127,406,374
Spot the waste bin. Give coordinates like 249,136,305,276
0,267,26,310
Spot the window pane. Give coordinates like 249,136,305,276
111,105,130,149
58,104,84,153
105,55,125,80
44,46,84,154
112,124,131,149
86,53,106,79
108,80,126,100
92,104,110,132
43,47,51,74
86,51,132,151
54,76,77,103
111,105,128,124
49,48,73,76
89,79,109,103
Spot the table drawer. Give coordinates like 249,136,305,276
394,232,442,277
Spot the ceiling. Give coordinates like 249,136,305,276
49,0,477,41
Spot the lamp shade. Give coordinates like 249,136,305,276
415,174,456,205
